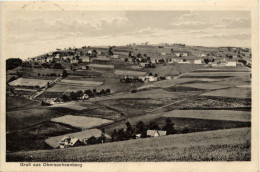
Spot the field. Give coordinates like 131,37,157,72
6,108,64,131
45,129,111,148
6,96,39,111
7,122,79,152
47,79,103,92
162,110,251,122
9,78,52,87
114,70,147,76
7,128,251,161
201,87,251,99
51,115,113,129
181,72,250,78
88,64,114,69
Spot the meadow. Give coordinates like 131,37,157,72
7,128,251,162
9,78,52,88
51,115,113,129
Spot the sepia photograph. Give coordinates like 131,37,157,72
0,1,259,172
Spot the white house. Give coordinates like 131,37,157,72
194,59,202,64
81,57,90,62
200,53,207,57
46,56,54,63
70,59,79,64
112,55,119,58
182,53,188,56
147,130,167,137
160,52,166,56
174,53,181,57
226,61,237,66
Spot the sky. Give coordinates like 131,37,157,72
5,10,251,59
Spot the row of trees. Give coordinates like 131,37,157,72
111,118,176,142
61,88,111,101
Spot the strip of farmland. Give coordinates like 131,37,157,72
88,64,114,69
114,70,147,76
201,87,251,99
9,78,53,88
162,110,251,122
51,115,113,129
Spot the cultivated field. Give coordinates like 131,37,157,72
114,70,147,76
51,115,113,129
162,110,251,122
201,87,251,99
9,78,52,88
88,64,114,69
7,128,251,161
47,79,103,92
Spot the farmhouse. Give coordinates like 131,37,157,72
194,59,202,64
70,58,79,64
112,55,119,58
147,130,166,137
45,129,111,148
226,61,237,66
173,51,191,57
81,56,90,63
59,137,82,149
46,56,54,63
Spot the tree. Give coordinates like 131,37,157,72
125,58,129,62
53,63,63,69
204,58,210,64
105,89,111,94
93,89,97,95
6,58,22,70
128,51,132,57
87,136,97,145
111,129,117,142
162,117,176,135
148,122,160,130
62,70,68,78
154,73,158,77
84,89,94,97
136,121,147,138
76,90,84,98
99,89,106,95
61,94,70,101
108,47,114,56
149,72,153,76
38,73,41,77
70,92,78,100
125,121,133,139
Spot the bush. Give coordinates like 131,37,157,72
131,89,137,93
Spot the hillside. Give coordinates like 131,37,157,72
7,127,250,162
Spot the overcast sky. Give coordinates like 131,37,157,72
5,11,251,59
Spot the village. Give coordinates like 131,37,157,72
6,43,251,160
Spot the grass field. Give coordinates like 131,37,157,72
47,79,103,92
162,110,251,122
88,64,114,69
6,108,63,131
7,128,251,162
6,96,39,111
45,129,111,148
114,70,147,76
9,78,52,87
201,87,251,99
51,115,113,129
7,122,79,152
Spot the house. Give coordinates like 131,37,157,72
139,62,149,68
46,56,54,63
165,76,172,80
147,130,167,137
112,55,119,58
81,56,90,63
59,137,81,149
226,61,237,66
70,59,79,64
194,59,202,64
160,52,166,56
78,94,89,100
200,53,207,57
